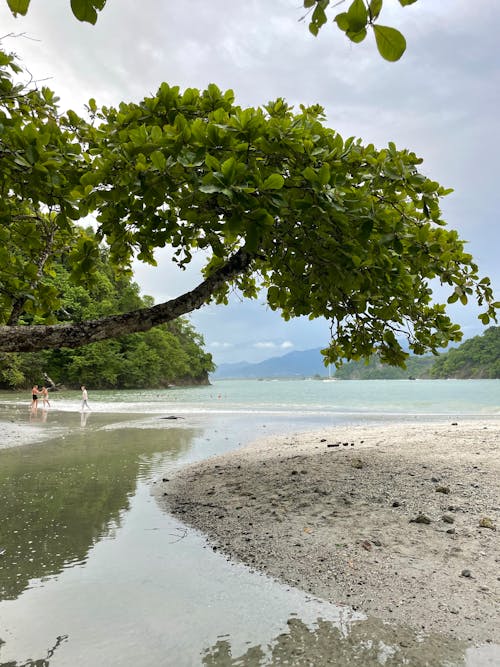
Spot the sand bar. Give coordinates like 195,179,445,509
159,419,499,646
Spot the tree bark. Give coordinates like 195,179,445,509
0,247,254,353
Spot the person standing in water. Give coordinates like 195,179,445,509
31,385,39,411
81,385,91,411
41,386,51,408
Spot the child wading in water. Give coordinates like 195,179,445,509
81,385,91,411
41,386,51,408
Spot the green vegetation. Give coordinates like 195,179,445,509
5,0,418,61
0,48,497,366
0,239,215,389
334,328,500,379
429,327,500,379
335,354,433,379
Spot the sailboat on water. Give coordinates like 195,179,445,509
323,364,337,382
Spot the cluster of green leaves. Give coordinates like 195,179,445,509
305,0,417,61
429,327,500,379
0,49,98,326
75,81,497,366
0,241,215,389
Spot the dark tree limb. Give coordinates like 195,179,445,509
0,247,254,352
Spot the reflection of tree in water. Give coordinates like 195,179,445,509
0,425,199,600
202,617,467,667
0,634,67,667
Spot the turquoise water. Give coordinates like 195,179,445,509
0,380,498,666
4,378,500,418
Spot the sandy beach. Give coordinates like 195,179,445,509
158,420,500,647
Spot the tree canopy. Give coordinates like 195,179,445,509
0,48,497,367
6,0,417,61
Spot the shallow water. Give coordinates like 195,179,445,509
4,378,500,418
0,381,498,666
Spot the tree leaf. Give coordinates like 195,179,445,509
368,0,383,20
150,151,166,170
373,25,406,61
7,0,30,16
347,0,368,34
70,0,98,24
262,173,284,190
335,12,350,32
221,157,237,183
347,28,367,44
318,164,330,185
205,154,220,171
150,125,162,143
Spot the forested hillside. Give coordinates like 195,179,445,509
329,329,499,380
0,239,214,390
334,354,434,380
429,327,499,379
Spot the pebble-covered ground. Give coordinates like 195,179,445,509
158,420,499,646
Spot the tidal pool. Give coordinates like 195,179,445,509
0,406,495,666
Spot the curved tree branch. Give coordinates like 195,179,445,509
0,246,254,352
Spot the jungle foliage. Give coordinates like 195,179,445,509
0,240,215,389
335,328,500,379
429,327,500,380
0,48,497,368
334,353,433,380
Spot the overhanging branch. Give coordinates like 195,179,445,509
0,247,254,352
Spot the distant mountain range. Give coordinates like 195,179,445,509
212,348,329,379
211,328,500,380
211,345,430,380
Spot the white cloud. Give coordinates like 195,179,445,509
209,342,233,349
254,342,278,350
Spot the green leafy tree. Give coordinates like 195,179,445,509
4,0,417,61
0,49,96,326
0,50,497,368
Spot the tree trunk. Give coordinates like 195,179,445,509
0,247,254,353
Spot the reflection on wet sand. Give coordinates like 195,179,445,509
0,423,200,600
80,410,90,427
29,408,49,424
202,616,468,667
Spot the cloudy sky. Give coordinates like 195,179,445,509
1,0,498,364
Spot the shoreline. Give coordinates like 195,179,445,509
158,419,500,647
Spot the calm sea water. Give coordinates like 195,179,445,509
0,380,498,666
4,378,500,418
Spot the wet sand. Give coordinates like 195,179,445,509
158,419,500,647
